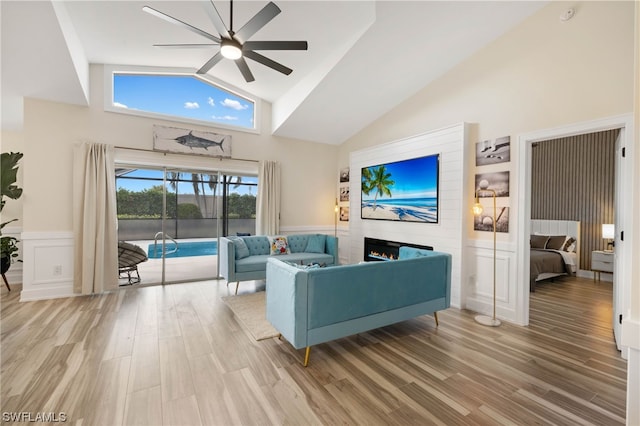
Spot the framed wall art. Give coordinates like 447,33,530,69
474,171,509,198
153,124,231,158
475,136,510,166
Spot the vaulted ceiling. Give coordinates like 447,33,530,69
1,1,547,144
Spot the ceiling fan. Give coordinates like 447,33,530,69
143,0,308,82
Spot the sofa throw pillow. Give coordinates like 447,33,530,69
269,236,291,255
305,234,326,254
228,237,250,259
530,235,548,249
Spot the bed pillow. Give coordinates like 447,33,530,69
545,235,567,250
269,236,291,255
562,237,577,252
530,235,548,249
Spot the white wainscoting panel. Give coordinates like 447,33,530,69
349,123,469,308
466,240,519,322
336,228,350,265
20,231,76,301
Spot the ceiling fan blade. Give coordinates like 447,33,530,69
154,43,219,49
204,0,231,38
235,57,255,82
243,41,308,51
143,6,220,43
243,50,292,75
234,2,281,44
197,52,224,74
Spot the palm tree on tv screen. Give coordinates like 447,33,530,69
363,165,394,210
361,167,373,196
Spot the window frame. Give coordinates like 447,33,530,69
115,164,258,239
104,65,260,134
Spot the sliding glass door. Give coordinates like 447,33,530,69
161,169,220,283
115,166,256,285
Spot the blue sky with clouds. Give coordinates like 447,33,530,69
113,74,254,129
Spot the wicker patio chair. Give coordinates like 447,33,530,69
118,241,148,285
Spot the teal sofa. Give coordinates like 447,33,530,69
266,246,451,366
220,234,339,294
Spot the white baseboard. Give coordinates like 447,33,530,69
20,281,77,301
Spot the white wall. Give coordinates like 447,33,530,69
339,1,635,322
22,65,338,232
16,64,338,299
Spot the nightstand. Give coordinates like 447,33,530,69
592,250,614,281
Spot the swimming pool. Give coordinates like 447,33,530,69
147,240,218,259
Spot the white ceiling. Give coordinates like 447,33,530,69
1,1,547,145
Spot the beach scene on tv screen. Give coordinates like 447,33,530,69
361,154,438,223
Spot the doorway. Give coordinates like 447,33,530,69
517,113,633,353
115,165,257,285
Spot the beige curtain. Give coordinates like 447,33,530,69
73,142,118,294
256,160,280,235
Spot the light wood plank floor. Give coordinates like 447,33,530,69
1,276,626,425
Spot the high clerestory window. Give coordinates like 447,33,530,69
105,67,257,132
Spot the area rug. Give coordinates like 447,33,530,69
221,291,279,341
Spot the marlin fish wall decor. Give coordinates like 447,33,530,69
153,125,231,158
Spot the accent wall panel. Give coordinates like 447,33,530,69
349,123,468,308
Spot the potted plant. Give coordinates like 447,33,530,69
1,152,24,278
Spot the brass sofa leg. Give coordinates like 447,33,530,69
235,281,240,295
434,311,439,326
303,347,311,367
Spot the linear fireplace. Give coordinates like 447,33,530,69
364,237,433,262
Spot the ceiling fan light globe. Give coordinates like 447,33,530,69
221,39,242,60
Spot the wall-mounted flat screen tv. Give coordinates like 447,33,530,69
361,154,439,223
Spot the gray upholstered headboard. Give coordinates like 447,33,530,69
531,220,581,270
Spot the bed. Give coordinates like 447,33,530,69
530,220,580,291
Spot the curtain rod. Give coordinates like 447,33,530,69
113,145,259,163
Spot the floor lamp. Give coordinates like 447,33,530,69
472,186,502,327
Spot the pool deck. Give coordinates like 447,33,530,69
121,238,221,285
